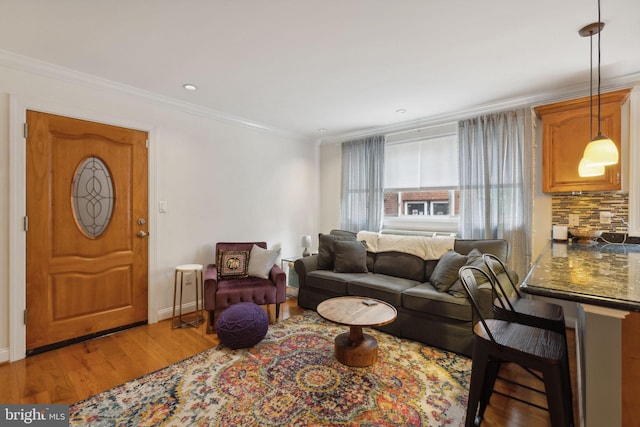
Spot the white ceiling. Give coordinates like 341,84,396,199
1,0,639,139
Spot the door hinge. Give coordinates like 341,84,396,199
24,309,28,325
23,216,28,232
146,139,149,148
23,123,28,139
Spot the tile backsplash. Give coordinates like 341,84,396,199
551,192,629,234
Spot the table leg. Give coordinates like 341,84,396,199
334,325,378,367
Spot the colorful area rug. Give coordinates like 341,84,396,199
70,311,471,426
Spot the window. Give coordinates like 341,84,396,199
432,201,450,215
383,123,459,232
386,190,459,217
404,200,450,216
406,201,427,216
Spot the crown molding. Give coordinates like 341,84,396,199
3,48,636,146
0,49,310,141
321,72,640,145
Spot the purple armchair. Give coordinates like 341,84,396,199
204,242,286,333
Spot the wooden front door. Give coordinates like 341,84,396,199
26,111,149,352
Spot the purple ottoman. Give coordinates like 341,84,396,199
216,302,269,349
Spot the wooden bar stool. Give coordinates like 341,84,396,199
459,266,574,427
483,253,571,386
172,264,204,329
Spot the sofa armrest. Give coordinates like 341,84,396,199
294,255,318,289
204,264,218,310
205,263,218,281
269,264,287,303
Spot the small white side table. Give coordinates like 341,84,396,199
281,256,304,297
172,264,204,329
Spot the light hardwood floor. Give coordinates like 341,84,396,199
0,293,578,426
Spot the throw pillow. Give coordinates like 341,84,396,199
430,250,468,292
333,240,368,273
447,249,508,297
248,244,280,279
317,233,357,270
218,250,250,280
464,248,488,271
485,255,507,276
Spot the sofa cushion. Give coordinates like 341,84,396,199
333,240,368,273
373,251,425,282
247,244,279,279
215,276,278,307
402,282,474,321
218,250,250,280
348,274,420,306
318,233,357,270
306,270,367,295
429,250,468,292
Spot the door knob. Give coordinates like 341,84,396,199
137,230,148,238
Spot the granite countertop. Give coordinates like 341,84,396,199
520,240,640,312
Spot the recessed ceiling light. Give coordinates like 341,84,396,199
183,83,197,91
318,128,328,133
396,109,407,114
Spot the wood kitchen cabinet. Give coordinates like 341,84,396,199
535,88,631,193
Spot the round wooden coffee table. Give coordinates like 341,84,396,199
317,296,397,367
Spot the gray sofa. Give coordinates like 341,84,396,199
294,230,513,356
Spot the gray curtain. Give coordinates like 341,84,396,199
458,108,534,279
340,135,386,232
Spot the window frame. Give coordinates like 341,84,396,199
382,123,459,233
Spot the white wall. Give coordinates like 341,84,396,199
0,61,319,361
319,143,342,234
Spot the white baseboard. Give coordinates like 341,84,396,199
156,300,203,322
0,347,9,364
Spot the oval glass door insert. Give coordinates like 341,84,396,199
72,156,114,238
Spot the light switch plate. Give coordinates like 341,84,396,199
600,211,612,224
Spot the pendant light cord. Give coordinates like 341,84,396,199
597,0,602,137
589,29,594,139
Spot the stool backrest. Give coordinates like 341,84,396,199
458,266,498,344
483,253,521,300
482,254,518,313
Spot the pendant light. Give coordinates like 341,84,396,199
578,157,605,177
578,19,606,177
578,0,618,177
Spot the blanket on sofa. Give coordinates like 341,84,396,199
357,231,454,260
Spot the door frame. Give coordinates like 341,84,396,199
9,95,158,362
